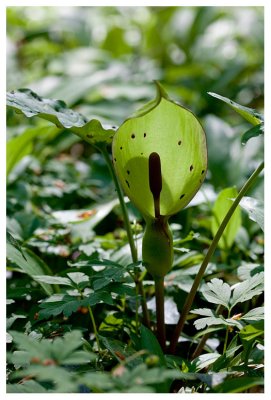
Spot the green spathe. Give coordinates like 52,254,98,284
112,82,207,277
112,83,207,219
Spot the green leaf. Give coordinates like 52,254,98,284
241,307,264,322
6,125,59,176
230,272,264,310
67,272,89,285
34,275,73,286
7,243,53,295
99,336,140,365
239,321,264,342
140,325,166,366
6,231,26,260
7,89,116,145
38,291,113,319
112,82,207,218
202,278,231,309
191,353,221,372
208,92,263,126
191,308,227,330
9,330,96,371
241,123,264,145
214,376,264,393
7,314,26,329
239,196,264,231
211,187,241,250
7,380,48,393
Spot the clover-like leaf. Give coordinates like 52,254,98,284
6,89,116,145
202,278,231,309
112,82,207,219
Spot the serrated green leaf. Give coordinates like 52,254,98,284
208,92,263,126
7,243,53,295
203,278,231,309
241,307,264,322
191,308,225,330
7,380,48,393
67,272,89,285
38,296,83,319
239,196,264,231
38,291,113,319
7,89,116,145
211,187,241,250
241,123,264,145
230,273,264,310
191,353,221,372
34,275,73,286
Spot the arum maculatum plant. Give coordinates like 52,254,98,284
112,82,207,348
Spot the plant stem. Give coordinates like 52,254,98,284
100,144,138,262
223,327,230,355
88,305,101,354
99,144,150,328
169,161,264,354
154,277,166,351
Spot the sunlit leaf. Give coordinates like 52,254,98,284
230,273,264,310
6,89,116,145
203,278,231,309
241,307,264,322
208,92,263,126
211,187,241,250
239,196,264,231
7,243,53,295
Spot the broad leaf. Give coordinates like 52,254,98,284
140,325,166,366
214,376,264,393
239,196,264,231
7,89,116,145
211,187,241,250
208,92,263,126
7,243,53,295
6,125,59,176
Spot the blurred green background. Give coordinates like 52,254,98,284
7,5,264,192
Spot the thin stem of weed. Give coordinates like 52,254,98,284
169,161,264,354
98,144,151,328
88,305,101,354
